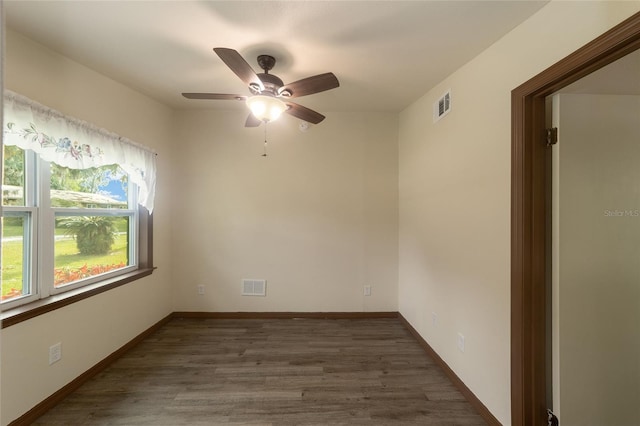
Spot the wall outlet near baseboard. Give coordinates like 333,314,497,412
432,312,438,326
49,342,62,365
198,285,205,295
363,285,372,296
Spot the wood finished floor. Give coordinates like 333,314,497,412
34,318,487,425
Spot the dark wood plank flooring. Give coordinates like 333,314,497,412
34,318,487,425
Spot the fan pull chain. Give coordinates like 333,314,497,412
262,122,268,157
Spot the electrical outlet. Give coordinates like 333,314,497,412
457,333,465,353
49,342,62,365
432,312,438,326
363,285,371,296
197,285,205,295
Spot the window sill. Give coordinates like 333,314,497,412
1,268,155,329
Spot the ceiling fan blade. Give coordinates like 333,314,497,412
213,48,264,91
245,113,262,127
182,93,247,101
279,73,339,98
284,102,325,124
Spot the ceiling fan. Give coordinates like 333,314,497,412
182,48,340,127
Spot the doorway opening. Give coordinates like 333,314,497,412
510,12,640,426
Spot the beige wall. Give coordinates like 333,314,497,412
171,109,399,312
552,94,640,426
1,30,174,424
398,2,640,424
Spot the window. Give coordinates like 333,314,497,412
2,146,140,308
2,145,35,304
2,90,156,314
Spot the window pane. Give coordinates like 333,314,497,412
2,145,25,206
50,163,128,209
1,214,31,302
54,215,130,287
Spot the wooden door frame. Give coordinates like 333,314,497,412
511,12,640,426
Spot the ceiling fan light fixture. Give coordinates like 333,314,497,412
246,95,287,122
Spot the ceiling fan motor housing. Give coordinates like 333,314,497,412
254,55,292,97
256,73,284,96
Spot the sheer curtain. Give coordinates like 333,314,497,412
3,90,157,212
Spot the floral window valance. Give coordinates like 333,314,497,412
2,90,157,212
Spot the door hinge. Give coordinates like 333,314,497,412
547,409,559,426
546,127,558,146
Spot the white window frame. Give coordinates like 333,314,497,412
1,208,38,308
2,148,140,310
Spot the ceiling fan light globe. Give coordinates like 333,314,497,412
246,95,287,123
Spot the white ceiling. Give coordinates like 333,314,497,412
4,1,549,113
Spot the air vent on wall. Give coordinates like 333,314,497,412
433,90,451,122
242,279,266,296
